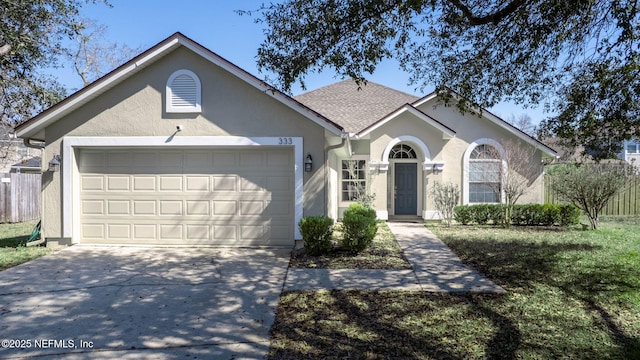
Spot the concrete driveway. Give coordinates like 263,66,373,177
0,246,290,359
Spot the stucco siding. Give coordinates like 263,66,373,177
365,99,547,217
41,47,331,242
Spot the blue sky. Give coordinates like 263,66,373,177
52,0,546,122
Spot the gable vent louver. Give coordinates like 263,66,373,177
166,69,202,113
171,75,197,107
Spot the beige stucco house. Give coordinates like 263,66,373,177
15,33,556,248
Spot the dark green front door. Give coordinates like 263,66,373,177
394,163,417,215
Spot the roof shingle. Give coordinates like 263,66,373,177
294,80,419,133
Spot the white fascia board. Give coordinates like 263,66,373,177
18,35,343,139
180,41,344,137
62,136,304,241
17,40,182,139
412,92,557,158
482,111,558,157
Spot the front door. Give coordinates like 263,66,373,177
394,163,417,215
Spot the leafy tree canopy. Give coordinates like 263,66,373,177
249,0,639,159
0,0,106,127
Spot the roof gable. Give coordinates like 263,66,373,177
412,91,558,157
16,32,343,139
294,80,419,133
356,104,456,138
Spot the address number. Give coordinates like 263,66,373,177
278,137,293,145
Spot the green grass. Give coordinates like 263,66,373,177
0,221,54,271
269,217,640,359
289,222,412,269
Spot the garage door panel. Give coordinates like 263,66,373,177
108,224,130,239
133,200,156,215
107,200,130,215
212,175,237,191
159,201,183,216
184,151,212,170
239,152,264,167
81,176,104,191
82,224,105,239
186,200,210,215
186,176,210,191
131,151,159,168
213,200,237,215
82,200,104,215
133,176,156,191
107,151,132,168
79,148,293,246
159,177,183,191
133,224,156,240
240,176,266,192
160,225,183,241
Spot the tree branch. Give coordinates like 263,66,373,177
447,0,527,25
0,44,11,57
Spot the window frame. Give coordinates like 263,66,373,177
340,156,368,203
463,139,506,205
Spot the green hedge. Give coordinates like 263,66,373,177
299,216,334,255
454,204,580,226
340,203,377,253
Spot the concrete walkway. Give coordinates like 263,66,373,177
284,222,505,293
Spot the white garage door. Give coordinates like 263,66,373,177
78,148,294,246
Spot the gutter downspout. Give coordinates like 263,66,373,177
23,138,46,149
325,132,351,217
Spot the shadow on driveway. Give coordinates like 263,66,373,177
0,246,290,359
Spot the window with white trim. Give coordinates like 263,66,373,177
166,69,201,113
468,144,501,203
341,159,367,201
389,143,417,159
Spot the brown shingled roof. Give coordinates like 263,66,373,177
294,79,419,133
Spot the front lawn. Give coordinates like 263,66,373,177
0,221,54,271
269,217,640,359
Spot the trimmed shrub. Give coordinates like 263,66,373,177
559,204,581,226
299,216,334,255
456,203,580,227
341,203,377,253
472,204,491,225
454,206,473,225
487,204,505,225
541,204,561,226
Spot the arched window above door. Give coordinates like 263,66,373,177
389,144,417,159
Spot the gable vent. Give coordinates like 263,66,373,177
166,69,202,113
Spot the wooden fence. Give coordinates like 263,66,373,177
0,173,41,223
544,174,640,216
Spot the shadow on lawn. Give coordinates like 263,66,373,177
446,235,640,358
0,235,31,247
270,290,520,360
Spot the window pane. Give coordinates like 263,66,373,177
469,183,500,203
469,161,500,182
341,160,367,201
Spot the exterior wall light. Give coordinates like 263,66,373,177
48,154,61,172
304,153,313,172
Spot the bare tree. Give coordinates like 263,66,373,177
430,181,460,227
70,19,144,87
487,139,543,226
547,162,632,229
508,114,537,138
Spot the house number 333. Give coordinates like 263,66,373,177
278,137,293,145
